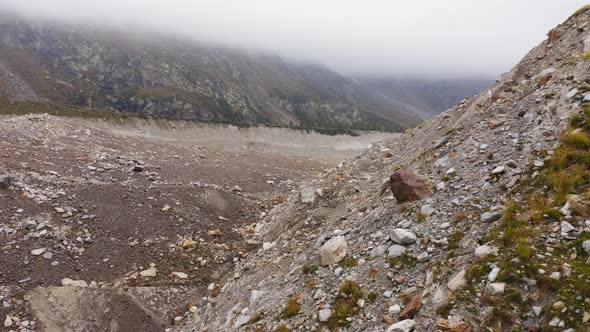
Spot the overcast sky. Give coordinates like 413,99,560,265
1,0,588,78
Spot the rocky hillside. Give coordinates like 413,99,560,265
174,7,590,332
0,15,424,132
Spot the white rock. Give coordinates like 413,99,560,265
390,229,417,245
488,267,500,282
447,270,466,291
4,316,12,327
549,271,561,280
583,240,590,254
171,272,188,279
566,88,579,99
491,166,505,175
560,221,575,233
387,244,406,257
532,306,542,317
486,282,505,295
548,317,560,327
334,267,343,276
140,267,157,277
474,245,494,257
388,304,401,315
61,278,88,287
318,308,331,322
387,319,416,332
319,236,349,265
262,242,275,250
300,187,317,203
383,290,393,298
436,182,445,191
417,252,429,263
31,248,47,256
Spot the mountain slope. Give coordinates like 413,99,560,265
175,7,590,332
0,16,422,132
358,77,494,119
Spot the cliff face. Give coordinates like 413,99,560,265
174,7,590,332
0,17,423,131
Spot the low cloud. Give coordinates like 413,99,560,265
1,0,587,78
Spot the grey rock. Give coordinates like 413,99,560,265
481,212,502,223
390,229,417,245
560,221,575,233
420,204,435,216
582,240,590,254
387,244,406,257
370,245,388,258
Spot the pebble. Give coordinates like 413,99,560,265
31,248,47,256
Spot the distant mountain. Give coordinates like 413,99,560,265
0,16,426,132
358,77,494,119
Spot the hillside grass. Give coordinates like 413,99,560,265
443,103,590,330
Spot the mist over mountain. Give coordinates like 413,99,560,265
357,77,494,119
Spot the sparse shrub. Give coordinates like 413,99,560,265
452,211,468,223
448,230,465,251
275,325,292,332
303,264,318,274
416,212,426,222
562,129,590,149
327,281,363,330
386,253,418,268
281,295,301,319
338,257,357,268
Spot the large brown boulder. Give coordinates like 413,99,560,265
389,170,432,203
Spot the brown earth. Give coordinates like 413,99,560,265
0,114,377,331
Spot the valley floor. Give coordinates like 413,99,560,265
0,114,380,331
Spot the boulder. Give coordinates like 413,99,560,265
389,170,432,203
319,236,348,265
390,229,417,245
